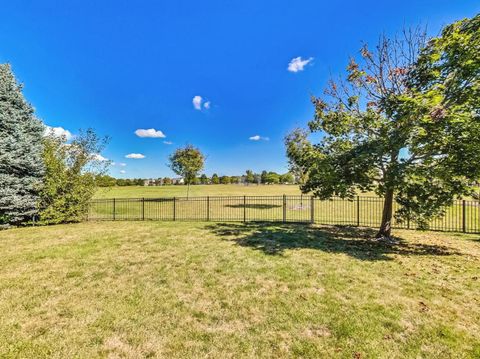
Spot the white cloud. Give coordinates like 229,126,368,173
193,96,211,110
118,162,127,166
249,135,269,141
92,153,108,161
193,95,203,110
44,125,73,140
125,153,145,159
163,141,173,145
287,56,313,73
135,128,166,138
120,170,126,174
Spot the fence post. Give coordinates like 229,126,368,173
283,194,287,223
243,196,246,222
462,200,466,233
142,197,145,220
207,196,210,221
173,197,176,221
310,196,314,224
113,198,116,221
356,196,360,226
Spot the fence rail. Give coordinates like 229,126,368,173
88,195,480,234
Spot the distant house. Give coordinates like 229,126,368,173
171,177,184,185
143,178,155,186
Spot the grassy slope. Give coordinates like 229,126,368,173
0,222,479,358
94,184,304,198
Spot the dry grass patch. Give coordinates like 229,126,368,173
0,221,479,358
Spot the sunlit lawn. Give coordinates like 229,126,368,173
92,186,480,233
95,184,479,201
94,184,304,198
1,221,479,358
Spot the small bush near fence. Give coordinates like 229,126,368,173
88,196,480,234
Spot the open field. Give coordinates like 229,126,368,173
95,184,480,200
94,184,304,198
89,195,480,234
92,187,480,234
1,221,480,358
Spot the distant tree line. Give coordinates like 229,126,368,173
95,170,296,187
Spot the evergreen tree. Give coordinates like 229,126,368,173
0,64,44,227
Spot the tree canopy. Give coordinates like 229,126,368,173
286,15,480,238
169,145,205,197
39,129,109,224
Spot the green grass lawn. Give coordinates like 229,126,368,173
94,184,303,198
1,222,479,358
89,195,480,234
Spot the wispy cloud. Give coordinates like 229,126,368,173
118,162,127,166
287,56,313,73
249,135,269,141
135,128,166,138
91,153,108,161
163,141,173,145
44,125,73,140
125,153,145,159
120,170,126,174
204,101,210,110
193,95,203,110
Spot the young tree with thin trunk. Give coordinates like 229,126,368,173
286,17,480,239
168,145,205,198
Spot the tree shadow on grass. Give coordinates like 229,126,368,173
205,222,461,261
448,232,480,243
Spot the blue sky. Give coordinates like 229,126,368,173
1,1,478,178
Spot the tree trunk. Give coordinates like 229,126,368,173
376,188,394,239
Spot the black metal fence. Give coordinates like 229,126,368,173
88,195,480,234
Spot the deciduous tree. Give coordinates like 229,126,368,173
220,175,231,184
245,170,255,184
211,173,220,184
200,174,208,184
169,145,205,198
39,129,109,224
286,18,480,239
